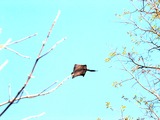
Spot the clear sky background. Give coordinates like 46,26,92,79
0,0,147,120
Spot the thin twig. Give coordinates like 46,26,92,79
0,60,8,71
0,75,71,107
22,112,45,120
39,81,58,95
39,37,66,59
5,47,30,59
128,56,160,70
8,33,38,46
47,75,72,93
8,84,11,101
38,10,61,57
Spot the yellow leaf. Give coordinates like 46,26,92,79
106,102,111,108
121,105,126,111
109,52,116,57
105,58,110,62
122,47,126,55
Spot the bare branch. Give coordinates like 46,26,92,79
0,33,37,59
8,33,38,46
0,75,71,107
8,84,11,101
149,104,159,119
39,81,58,95
0,10,62,117
22,112,45,120
128,56,160,70
38,10,61,57
5,47,30,59
0,60,8,71
117,55,160,101
39,37,66,59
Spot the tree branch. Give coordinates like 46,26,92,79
128,56,160,70
5,47,30,59
8,33,37,46
0,75,72,107
117,55,160,101
0,60,8,71
22,112,45,120
0,10,61,117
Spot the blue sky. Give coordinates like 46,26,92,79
0,0,146,120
